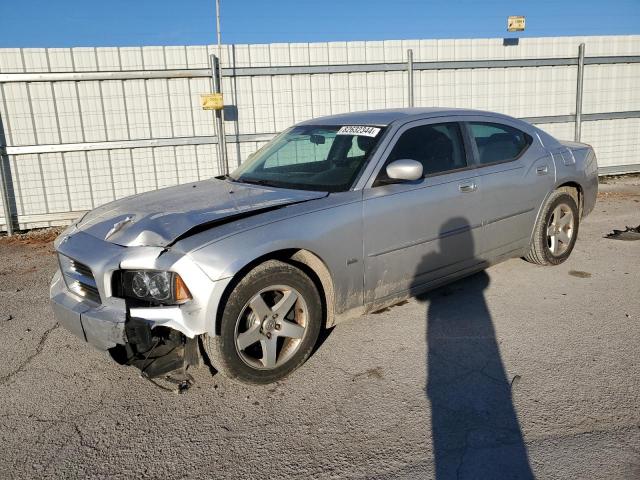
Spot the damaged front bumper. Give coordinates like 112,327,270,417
50,270,127,350
49,229,231,377
51,272,197,378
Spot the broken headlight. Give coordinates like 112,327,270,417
120,270,191,305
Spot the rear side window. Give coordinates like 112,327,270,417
384,122,467,177
469,122,532,165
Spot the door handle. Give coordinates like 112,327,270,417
537,165,549,175
458,181,477,193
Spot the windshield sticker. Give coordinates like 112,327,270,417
336,126,381,137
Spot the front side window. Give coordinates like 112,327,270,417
230,125,384,192
376,122,467,184
468,122,532,165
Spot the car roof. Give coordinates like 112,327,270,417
296,107,518,127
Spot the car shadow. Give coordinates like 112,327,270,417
412,218,534,479
311,325,335,357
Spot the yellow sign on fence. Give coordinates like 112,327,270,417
507,16,526,32
201,93,224,111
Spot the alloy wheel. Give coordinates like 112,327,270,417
546,203,575,256
234,285,308,370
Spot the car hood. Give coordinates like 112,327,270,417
73,179,328,247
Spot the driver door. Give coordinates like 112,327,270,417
362,119,484,305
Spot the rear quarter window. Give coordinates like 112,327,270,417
469,122,532,165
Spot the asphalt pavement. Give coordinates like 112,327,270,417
0,177,638,479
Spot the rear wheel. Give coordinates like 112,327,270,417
525,189,579,266
205,260,322,384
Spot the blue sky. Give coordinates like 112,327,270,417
1,0,638,48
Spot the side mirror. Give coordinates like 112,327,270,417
385,159,423,182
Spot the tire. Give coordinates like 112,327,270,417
525,189,580,266
204,260,322,385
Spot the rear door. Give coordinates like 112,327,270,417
464,120,555,258
362,119,484,304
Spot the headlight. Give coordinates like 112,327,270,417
120,270,192,305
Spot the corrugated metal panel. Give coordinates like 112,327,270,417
63,151,95,210
583,63,640,114
535,122,576,143
582,118,640,169
1,35,639,231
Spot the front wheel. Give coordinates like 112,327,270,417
204,260,322,384
525,189,580,266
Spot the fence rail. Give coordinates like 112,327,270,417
1,36,640,234
4,111,640,156
2,55,639,83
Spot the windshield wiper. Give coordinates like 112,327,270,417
236,178,277,187
217,173,246,184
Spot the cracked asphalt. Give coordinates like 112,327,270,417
0,177,639,479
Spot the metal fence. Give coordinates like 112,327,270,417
1,35,639,234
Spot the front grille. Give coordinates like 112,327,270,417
71,259,93,278
58,255,101,304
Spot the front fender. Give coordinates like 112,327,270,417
184,194,365,332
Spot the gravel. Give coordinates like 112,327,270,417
0,180,638,479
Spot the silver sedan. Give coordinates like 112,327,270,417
50,108,598,385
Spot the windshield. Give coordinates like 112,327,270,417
229,125,385,192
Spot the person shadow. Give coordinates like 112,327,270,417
412,218,534,479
